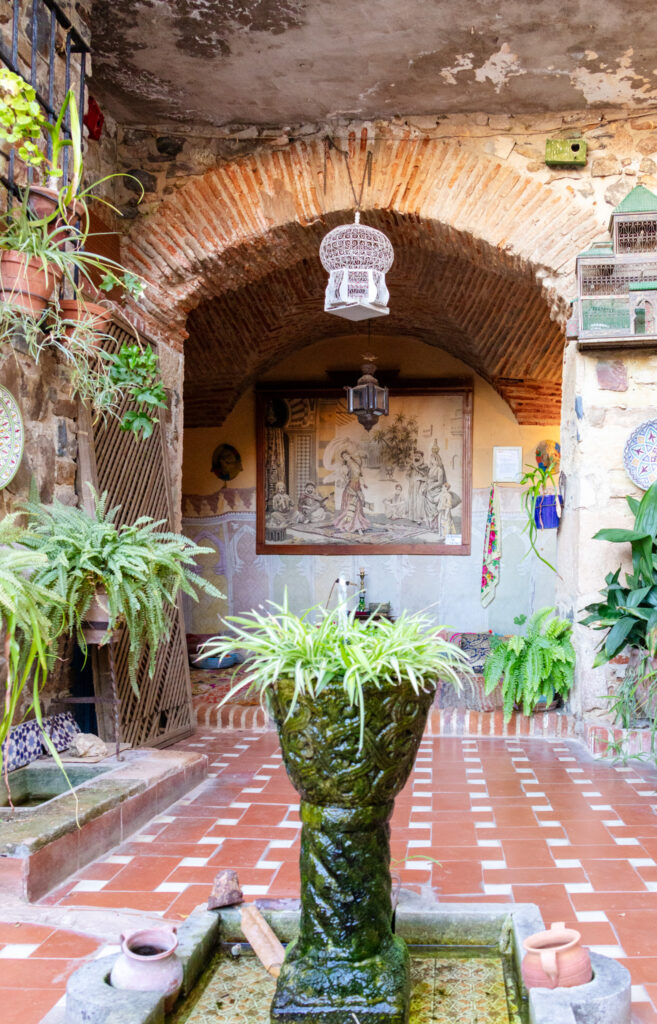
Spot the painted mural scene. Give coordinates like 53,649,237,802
6,3,657,1024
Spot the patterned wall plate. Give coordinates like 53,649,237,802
624,420,657,490
0,385,24,489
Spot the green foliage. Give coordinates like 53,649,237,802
0,515,62,779
21,489,224,693
483,607,575,721
107,343,167,439
0,70,45,168
201,596,472,748
519,461,560,573
581,480,657,666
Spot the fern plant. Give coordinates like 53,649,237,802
21,489,224,693
483,608,575,721
201,595,472,748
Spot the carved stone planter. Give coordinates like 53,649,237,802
268,678,434,1024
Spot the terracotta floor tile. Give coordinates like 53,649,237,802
34,931,101,958
574,921,620,946
501,839,556,869
3,987,63,1024
609,912,657,957
103,855,184,892
512,883,575,924
619,958,657,986
0,924,53,944
632,1003,657,1024
580,860,646,892
0,959,78,989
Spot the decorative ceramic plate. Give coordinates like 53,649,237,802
0,385,24,489
624,420,657,490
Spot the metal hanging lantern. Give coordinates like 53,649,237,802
345,354,389,432
319,212,394,321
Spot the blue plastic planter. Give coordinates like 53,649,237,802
534,494,562,530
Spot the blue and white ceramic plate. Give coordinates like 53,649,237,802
0,385,23,490
624,420,657,490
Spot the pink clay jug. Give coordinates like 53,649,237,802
110,927,183,1011
522,921,592,990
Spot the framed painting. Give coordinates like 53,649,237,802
256,378,473,555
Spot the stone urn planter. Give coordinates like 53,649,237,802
267,677,434,1024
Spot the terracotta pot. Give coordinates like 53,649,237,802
522,922,592,989
0,250,61,314
58,298,113,344
110,927,183,1011
26,186,60,222
27,186,87,230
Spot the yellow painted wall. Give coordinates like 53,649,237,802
182,334,559,496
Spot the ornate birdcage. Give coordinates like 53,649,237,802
573,185,657,347
319,212,394,321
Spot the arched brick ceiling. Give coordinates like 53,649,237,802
123,135,603,351
183,212,564,427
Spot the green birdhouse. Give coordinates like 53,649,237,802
545,138,587,167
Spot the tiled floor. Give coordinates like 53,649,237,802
0,923,101,1024
10,730,657,1022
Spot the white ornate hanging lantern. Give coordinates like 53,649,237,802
319,212,394,321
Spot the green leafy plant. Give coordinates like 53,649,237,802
0,69,45,168
520,462,560,573
0,515,64,800
106,343,167,439
581,480,657,666
483,608,575,721
21,489,224,693
200,595,472,747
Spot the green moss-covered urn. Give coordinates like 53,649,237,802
267,679,434,1024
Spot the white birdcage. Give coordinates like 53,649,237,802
319,212,394,321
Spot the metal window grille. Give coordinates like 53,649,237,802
580,261,657,296
0,0,90,198
617,219,657,254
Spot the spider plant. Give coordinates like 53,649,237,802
200,596,471,747
0,515,63,799
21,489,224,693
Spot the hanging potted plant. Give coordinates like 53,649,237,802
21,488,224,692
520,459,562,572
0,193,64,312
200,599,471,1022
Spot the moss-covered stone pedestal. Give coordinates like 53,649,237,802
268,679,434,1024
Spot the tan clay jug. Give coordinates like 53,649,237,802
521,921,592,990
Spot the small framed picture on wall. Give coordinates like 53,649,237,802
492,446,523,483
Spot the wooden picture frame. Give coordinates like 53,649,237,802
256,378,473,556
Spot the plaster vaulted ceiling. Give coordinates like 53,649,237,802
91,0,657,127
182,212,563,428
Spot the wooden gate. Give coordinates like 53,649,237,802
77,321,194,748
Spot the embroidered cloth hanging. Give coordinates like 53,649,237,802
481,484,501,607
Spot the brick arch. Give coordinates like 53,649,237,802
123,130,604,354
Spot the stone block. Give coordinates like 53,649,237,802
66,955,164,1024
176,909,221,995
592,157,622,177
595,360,627,392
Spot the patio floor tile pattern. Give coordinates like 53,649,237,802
20,731,657,1022
0,924,101,1024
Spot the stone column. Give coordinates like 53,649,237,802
271,800,409,1024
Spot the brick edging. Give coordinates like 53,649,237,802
585,722,656,759
194,703,578,738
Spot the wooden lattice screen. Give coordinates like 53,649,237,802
77,320,194,748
